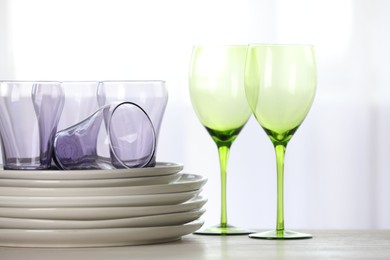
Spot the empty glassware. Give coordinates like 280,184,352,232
58,81,100,131
97,80,168,167
53,102,156,170
0,81,64,170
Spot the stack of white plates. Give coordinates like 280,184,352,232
0,162,207,247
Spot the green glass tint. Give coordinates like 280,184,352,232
190,46,252,132
245,44,316,239
189,45,253,235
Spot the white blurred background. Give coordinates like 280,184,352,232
0,0,389,230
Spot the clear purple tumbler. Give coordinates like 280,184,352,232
0,81,64,170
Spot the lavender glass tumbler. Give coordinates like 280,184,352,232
53,102,156,170
0,81,64,170
58,81,100,131
97,80,168,167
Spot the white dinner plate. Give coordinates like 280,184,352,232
0,219,204,247
0,208,206,229
0,190,201,208
0,173,181,188
0,196,207,220
0,162,183,180
0,174,207,196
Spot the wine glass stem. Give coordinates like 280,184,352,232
218,145,230,228
274,144,286,232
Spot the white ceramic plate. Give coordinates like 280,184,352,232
0,190,201,208
0,173,181,188
0,174,207,196
0,162,183,180
0,208,206,229
0,219,204,247
0,196,207,220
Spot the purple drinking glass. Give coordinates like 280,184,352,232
53,102,156,170
58,81,100,131
97,80,168,167
0,81,65,170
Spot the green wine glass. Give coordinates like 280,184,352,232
189,45,253,235
245,44,317,239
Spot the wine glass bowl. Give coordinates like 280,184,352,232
189,45,253,235
245,44,317,239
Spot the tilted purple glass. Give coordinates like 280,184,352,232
53,102,156,170
0,81,64,170
97,81,168,167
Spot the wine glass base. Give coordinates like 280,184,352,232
249,230,312,240
194,224,255,236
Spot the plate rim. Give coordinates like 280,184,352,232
0,196,208,220
0,162,184,180
0,173,207,197
0,189,202,207
0,208,206,229
0,219,205,247
0,173,182,188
